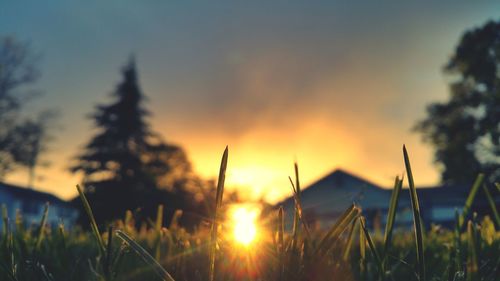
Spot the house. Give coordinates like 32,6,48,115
280,169,391,230
410,183,496,228
278,169,499,230
0,182,79,230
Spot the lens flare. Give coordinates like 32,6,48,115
229,205,260,246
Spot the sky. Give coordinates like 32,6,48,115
1,1,499,203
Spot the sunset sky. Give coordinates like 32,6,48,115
1,1,499,203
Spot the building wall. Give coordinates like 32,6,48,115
0,186,78,230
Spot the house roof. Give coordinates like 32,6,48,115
0,182,70,206
277,168,497,209
306,168,384,191
277,168,385,207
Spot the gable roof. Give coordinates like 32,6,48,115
277,168,387,207
0,182,69,206
305,168,384,192
277,169,497,209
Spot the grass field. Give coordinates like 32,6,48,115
1,146,499,281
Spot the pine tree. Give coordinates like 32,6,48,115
71,58,196,225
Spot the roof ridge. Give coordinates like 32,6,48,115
307,168,384,190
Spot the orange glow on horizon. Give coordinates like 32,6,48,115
4,114,440,203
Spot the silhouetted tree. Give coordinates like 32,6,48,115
0,36,55,183
71,58,203,226
9,111,57,187
415,20,500,184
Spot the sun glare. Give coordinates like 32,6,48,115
229,204,260,246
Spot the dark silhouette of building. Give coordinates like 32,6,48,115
0,182,78,230
278,169,499,230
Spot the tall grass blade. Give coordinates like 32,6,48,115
384,176,403,257
482,184,500,227
116,230,175,281
76,184,106,253
403,145,425,281
34,202,49,250
209,146,228,281
360,216,384,277
290,162,302,248
459,174,484,228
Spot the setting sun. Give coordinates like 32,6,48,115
229,204,260,246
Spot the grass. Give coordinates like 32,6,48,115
0,145,499,281
209,145,227,281
403,145,425,281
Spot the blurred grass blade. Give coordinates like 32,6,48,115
359,216,366,278
403,145,425,281
495,182,500,192
482,184,500,227
446,245,457,281
288,175,311,239
155,205,163,231
169,209,183,230
384,176,403,257
116,230,175,281
2,204,8,237
458,174,484,228
343,219,359,261
290,161,304,247
58,223,66,249
289,176,299,249
360,216,384,277
466,221,478,276
277,206,285,281
209,146,228,281
76,184,106,253
124,210,133,233
103,226,114,280
453,209,465,272
315,204,359,256
15,209,23,232
293,162,301,198
155,205,164,260
34,202,49,250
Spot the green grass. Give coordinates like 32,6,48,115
403,145,425,281
0,146,499,281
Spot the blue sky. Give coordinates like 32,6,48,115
1,1,499,202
